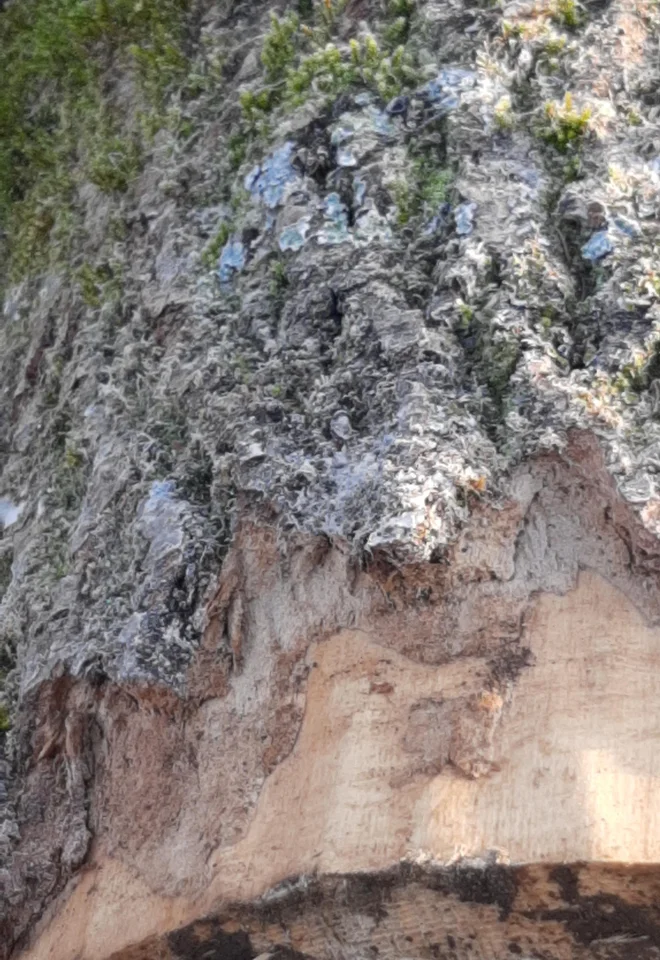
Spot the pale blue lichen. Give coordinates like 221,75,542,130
423,201,452,236
353,176,367,208
455,202,477,236
329,107,393,170
354,207,392,245
581,230,613,261
318,193,350,246
279,217,312,252
422,68,476,100
418,68,475,115
337,145,357,167
245,142,299,209
612,217,640,239
218,238,246,282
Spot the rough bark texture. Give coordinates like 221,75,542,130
3,0,660,957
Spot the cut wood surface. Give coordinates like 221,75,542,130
21,570,660,960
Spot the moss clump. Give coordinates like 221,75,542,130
0,704,11,733
78,263,104,307
393,156,453,225
540,92,591,152
6,166,76,281
77,261,122,307
261,11,300,84
269,258,290,316
240,8,420,127
227,132,249,171
299,33,416,101
612,334,660,397
384,0,417,46
0,0,191,280
86,131,142,194
551,0,584,30
486,336,521,405
129,30,189,106
202,221,232,268
494,97,514,131
542,36,567,56
270,259,289,294
454,301,521,425
49,439,88,512
501,20,524,40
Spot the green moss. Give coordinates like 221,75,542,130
286,43,355,99
392,181,413,225
540,92,591,152
0,704,10,733
240,88,278,124
421,167,452,208
457,301,474,323
64,443,84,471
316,0,350,40
270,259,289,294
49,439,88,512
487,337,521,402
228,132,249,171
612,336,660,397
78,264,103,307
261,12,300,83
240,8,420,127
542,36,567,56
494,97,514,131
393,155,453,225
0,0,191,280
562,154,582,183
501,20,524,39
86,130,142,193
202,221,232,268
6,167,76,281
551,0,584,30
454,303,520,424
128,30,189,106
384,0,416,46
77,261,122,306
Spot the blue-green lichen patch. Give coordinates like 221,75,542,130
245,142,301,210
218,53,484,279
218,238,247,283
318,193,350,246
355,210,392,245
279,218,312,252
420,68,476,109
329,104,393,169
455,202,477,237
581,230,613,263
224,94,398,267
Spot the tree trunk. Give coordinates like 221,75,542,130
2,1,660,958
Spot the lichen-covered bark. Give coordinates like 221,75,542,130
3,0,660,956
